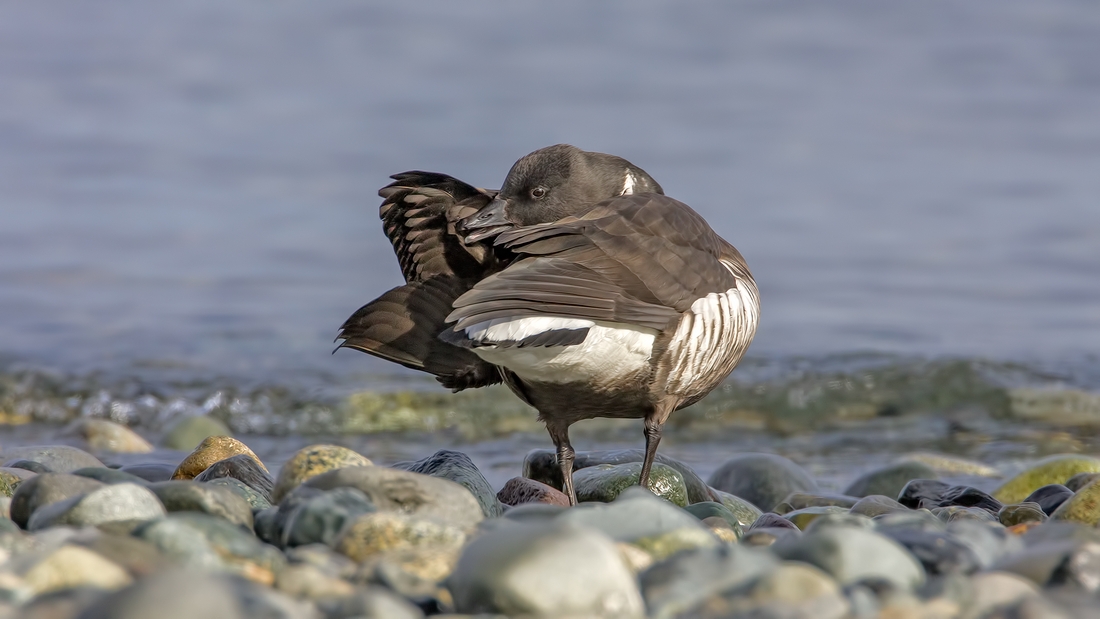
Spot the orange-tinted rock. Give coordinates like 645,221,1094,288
171,436,267,480
497,477,570,507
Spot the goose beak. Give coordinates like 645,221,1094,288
459,197,511,243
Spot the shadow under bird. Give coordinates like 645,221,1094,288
336,144,759,504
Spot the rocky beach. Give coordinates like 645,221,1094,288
4,407,1100,618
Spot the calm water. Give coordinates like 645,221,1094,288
1,0,1098,418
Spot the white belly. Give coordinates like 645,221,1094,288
465,317,657,384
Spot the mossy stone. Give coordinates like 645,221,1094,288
271,444,372,504
1050,479,1100,525
993,455,1100,504
710,488,765,527
783,506,849,530
573,462,688,507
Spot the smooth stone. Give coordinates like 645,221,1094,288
335,511,465,562
897,478,952,509
707,453,818,512
0,466,37,482
147,480,254,529
1051,479,1100,525
773,492,859,514
740,515,801,546
843,461,938,499
22,544,133,595
65,419,153,454
639,543,777,619
930,505,997,523
773,525,926,590
133,513,284,581
253,506,280,545
691,562,848,619
967,571,1041,618
193,454,274,501
9,473,106,528
17,588,108,619
992,540,1100,588
993,454,1100,504
522,448,715,504
947,520,1023,568
270,444,371,504
71,467,148,485
876,528,981,575
273,562,356,600
873,509,947,533
683,501,743,532
313,586,425,619
27,483,166,531
850,495,908,518
501,503,566,523
998,502,1048,527
1021,520,1100,546
1,445,103,473
783,506,850,530
280,486,376,548
74,568,312,619
395,449,502,518
205,477,272,512
5,460,52,474
357,542,464,588
75,532,168,578
557,486,711,545
1023,484,1074,515
930,485,1002,513
801,512,874,533
573,462,688,507
117,462,176,482
1066,472,1100,493
708,488,764,527
448,521,645,618
302,466,482,531
171,436,267,481
161,415,233,451
900,452,1001,477
748,512,800,531
496,477,570,507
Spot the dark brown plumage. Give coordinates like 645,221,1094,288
337,145,759,503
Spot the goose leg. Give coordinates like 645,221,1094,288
548,423,578,505
638,417,663,489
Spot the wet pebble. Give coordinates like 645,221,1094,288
71,467,148,485
395,449,502,518
708,488,764,527
133,512,284,582
573,462,688,506
118,462,176,482
639,543,777,619
193,454,274,501
278,486,375,548
850,494,907,518
27,482,166,531
1024,484,1075,515
773,491,858,514
147,480,254,529
998,502,1048,527
707,453,818,512
64,419,153,454
21,544,133,596
931,505,998,524
782,505,850,530
335,511,465,562
1,445,103,473
171,436,267,482
843,460,938,500
992,454,1100,504
204,477,272,513
1065,472,1100,493
773,525,926,590
9,473,106,528
1050,478,1100,525
523,448,715,504
270,444,372,504
448,521,645,618
495,477,570,507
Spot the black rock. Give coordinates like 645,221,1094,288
4,459,52,474
1022,484,1074,516
707,453,818,512
194,454,275,501
396,449,502,518
878,529,981,575
931,486,1002,514
897,479,951,509
747,512,799,531
1065,473,1100,493
282,486,376,548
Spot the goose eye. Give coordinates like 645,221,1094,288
530,187,547,199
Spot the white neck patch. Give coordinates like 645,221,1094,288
620,170,637,195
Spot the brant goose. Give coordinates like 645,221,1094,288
337,144,759,504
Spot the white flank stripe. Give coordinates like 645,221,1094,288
621,170,637,195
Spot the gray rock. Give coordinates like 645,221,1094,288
71,467,149,485
27,482,166,531
118,462,176,482
773,491,859,514
947,520,1023,569
640,543,777,619
316,586,425,619
773,525,926,590
302,466,483,531
395,449,502,518
5,459,52,474
930,505,997,523
573,462,688,507
9,473,105,528
147,480,254,529
254,506,280,545
1021,520,1100,546
205,477,272,513
683,501,742,531
686,562,847,619
1066,472,1100,493
448,521,645,618
193,454,274,501
281,486,376,548
875,528,982,575
992,540,1100,589
801,512,875,533
708,488,764,527
557,486,709,544
850,495,907,518
161,415,233,451
523,448,715,504
1,445,103,473
707,453,818,512
134,512,284,577
501,503,567,523
19,588,109,619
843,461,937,499
873,509,946,533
